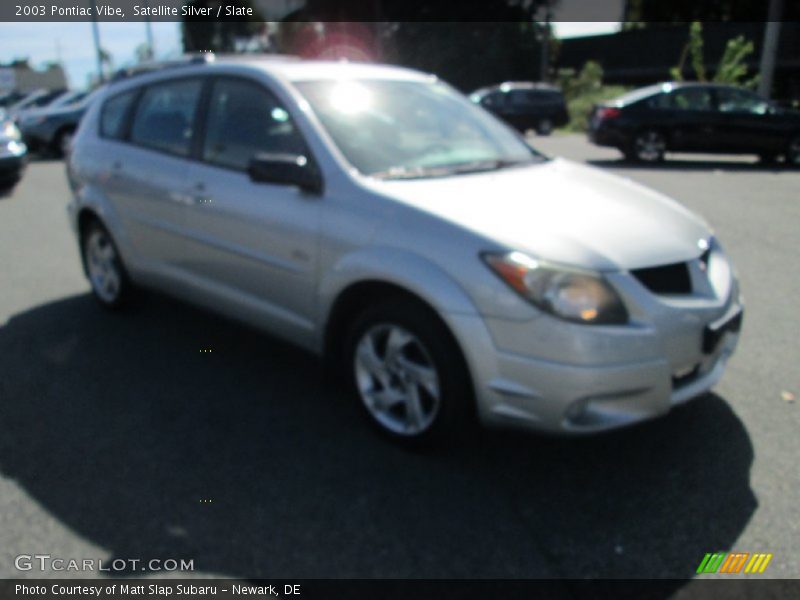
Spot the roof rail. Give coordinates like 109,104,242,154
109,53,215,84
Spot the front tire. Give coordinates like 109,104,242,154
626,130,666,163
81,221,131,309
344,299,472,446
786,134,800,168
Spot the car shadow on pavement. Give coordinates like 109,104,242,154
0,292,757,591
587,158,792,173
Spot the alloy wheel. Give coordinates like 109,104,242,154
85,229,122,304
353,324,441,436
537,119,553,136
634,130,666,162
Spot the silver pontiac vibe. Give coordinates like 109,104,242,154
67,57,742,444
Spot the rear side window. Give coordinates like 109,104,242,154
202,78,306,171
130,79,202,157
647,93,673,109
100,91,137,140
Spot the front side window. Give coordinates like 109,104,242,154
203,78,306,171
130,79,202,157
716,88,769,115
100,90,137,140
672,88,713,111
295,79,542,178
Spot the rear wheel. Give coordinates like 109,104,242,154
536,119,553,136
344,299,472,446
626,130,666,163
81,220,130,309
53,128,74,158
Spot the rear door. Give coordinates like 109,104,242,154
666,86,719,152
105,78,204,272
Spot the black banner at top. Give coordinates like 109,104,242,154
1,0,797,23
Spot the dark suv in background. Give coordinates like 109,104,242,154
470,82,569,135
589,82,800,166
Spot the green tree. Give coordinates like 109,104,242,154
671,21,756,88
714,35,759,88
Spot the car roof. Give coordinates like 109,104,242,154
472,81,562,95
109,54,433,87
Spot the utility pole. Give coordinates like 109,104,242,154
89,0,104,83
758,0,783,99
539,0,552,82
144,0,155,60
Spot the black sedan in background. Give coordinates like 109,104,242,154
470,82,569,135
589,82,800,165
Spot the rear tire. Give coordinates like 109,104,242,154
53,128,74,158
536,119,553,136
626,130,666,163
343,298,473,447
81,220,131,309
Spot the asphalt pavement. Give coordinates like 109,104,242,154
0,136,797,590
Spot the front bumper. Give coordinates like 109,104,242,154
447,251,742,434
0,140,27,183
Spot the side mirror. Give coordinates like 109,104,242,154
247,153,323,195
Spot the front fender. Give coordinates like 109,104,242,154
318,246,480,329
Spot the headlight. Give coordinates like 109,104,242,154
483,251,628,325
2,121,21,140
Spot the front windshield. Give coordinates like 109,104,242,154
294,79,544,178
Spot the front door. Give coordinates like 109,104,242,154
181,76,321,340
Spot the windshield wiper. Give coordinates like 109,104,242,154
369,165,451,180
370,158,533,180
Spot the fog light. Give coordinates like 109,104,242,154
566,398,589,421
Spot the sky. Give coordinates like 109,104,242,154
0,22,182,89
0,21,620,91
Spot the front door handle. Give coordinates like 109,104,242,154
169,191,197,206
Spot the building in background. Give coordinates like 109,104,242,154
0,59,67,94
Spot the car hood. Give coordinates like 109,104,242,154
367,158,711,271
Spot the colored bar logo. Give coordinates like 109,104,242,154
696,552,773,574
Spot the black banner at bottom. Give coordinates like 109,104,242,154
4,579,799,600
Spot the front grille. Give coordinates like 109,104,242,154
632,262,691,294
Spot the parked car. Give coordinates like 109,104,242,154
470,82,569,135
0,90,27,109
589,82,800,165
67,57,742,444
6,88,67,120
19,89,100,157
0,110,27,188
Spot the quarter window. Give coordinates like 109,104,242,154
130,79,202,157
716,88,769,114
203,78,306,171
100,91,137,140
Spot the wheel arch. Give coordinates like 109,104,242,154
76,207,104,275
322,278,478,420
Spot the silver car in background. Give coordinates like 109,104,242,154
67,56,743,444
